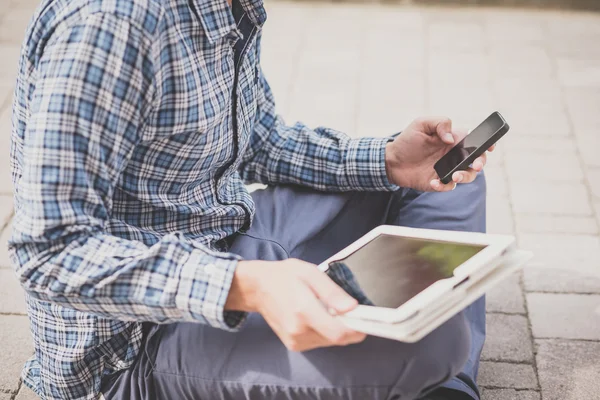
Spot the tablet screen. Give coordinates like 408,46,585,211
326,234,486,309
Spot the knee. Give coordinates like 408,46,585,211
393,313,471,398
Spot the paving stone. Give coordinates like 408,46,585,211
505,152,584,182
0,8,33,45
509,181,592,215
558,58,600,88
527,293,600,340
0,393,12,400
482,389,540,400
519,234,600,293
15,386,39,400
428,23,485,52
586,168,600,199
482,314,533,363
576,133,600,167
486,274,526,314
489,46,553,78
0,195,13,228
500,109,571,137
0,315,33,393
483,166,508,197
515,214,598,235
565,88,600,131
478,361,537,389
503,136,577,153
536,339,600,400
0,108,15,195
0,45,20,86
487,195,514,234
0,221,13,268
0,269,27,314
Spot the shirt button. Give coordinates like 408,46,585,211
204,264,216,274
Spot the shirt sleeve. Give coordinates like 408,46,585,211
239,70,399,192
10,12,245,330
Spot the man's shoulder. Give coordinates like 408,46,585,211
34,0,166,40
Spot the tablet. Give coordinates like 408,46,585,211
317,225,516,324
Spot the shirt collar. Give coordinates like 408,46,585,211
193,0,267,43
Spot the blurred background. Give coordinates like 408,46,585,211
0,0,599,399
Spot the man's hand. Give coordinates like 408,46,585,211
385,117,494,192
225,259,366,352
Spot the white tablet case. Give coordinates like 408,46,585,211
337,249,532,343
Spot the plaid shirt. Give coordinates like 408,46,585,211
10,0,396,398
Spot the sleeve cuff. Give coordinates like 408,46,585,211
176,248,247,331
344,137,400,191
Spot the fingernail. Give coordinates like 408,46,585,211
457,174,464,183
444,133,454,143
431,179,440,188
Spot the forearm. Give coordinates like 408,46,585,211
239,74,398,192
13,229,245,329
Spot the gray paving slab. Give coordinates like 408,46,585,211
587,168,600,199
482,389,540,400
484,166,508,197
0,221,13,268
502,136,577,153
0,268,27,314
0,8,34,45
487,195,515,234
514,214,598,235
536,339,600,400
0,108,15,195
0,393,13,400
0,45,20,87
15,386,39,400
576,133,600,168
519,234,600,293
565,88,600,131
527,293,600,340
486,274,526,314
509,181,592,215
505,152,584,183
478,361,538,389
482,314,533,363
0,315,33,393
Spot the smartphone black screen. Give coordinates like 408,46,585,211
326,234,485,309
434,112,507,181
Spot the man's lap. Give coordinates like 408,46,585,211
101,174,486,400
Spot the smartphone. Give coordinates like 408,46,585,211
434,111,510,184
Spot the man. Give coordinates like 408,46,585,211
10,0,492,398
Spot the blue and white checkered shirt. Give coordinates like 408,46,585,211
10,0,396,398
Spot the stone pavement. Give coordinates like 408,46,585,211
0,0,599,399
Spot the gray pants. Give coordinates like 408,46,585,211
101,174,486,400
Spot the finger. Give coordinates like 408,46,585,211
430,179,458,192
472,153,487,171
304,300,366,347
414,117,454,143
452,170,477,184
488,144,496,152
305,268,358,314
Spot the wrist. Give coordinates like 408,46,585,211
225,261,261,312
384,142,400,186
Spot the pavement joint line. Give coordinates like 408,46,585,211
543,13,600,235
494,110,542,392
480,358,534,365
534,337,600,343
522,267,541,391
0,312,28,316
485,310,527,316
